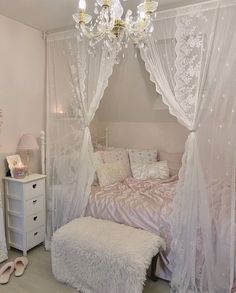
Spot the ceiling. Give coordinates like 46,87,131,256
0,0,208,32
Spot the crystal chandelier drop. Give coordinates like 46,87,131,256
73,0,158,53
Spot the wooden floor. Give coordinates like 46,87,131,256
0,245,170,293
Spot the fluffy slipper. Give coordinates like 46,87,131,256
14,257,28,277
0,262,14,284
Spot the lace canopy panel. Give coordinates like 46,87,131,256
141,1,236,292
46,1,236,292
46,31,118,247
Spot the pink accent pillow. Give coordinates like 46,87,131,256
99,150,131,178
158,151,183,176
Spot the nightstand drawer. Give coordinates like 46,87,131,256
26,212,45,232
27,226,45,250
23,180,45,199
25,195,44,216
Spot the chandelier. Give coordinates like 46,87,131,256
73,0,158,53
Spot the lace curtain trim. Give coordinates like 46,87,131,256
174,12,206,123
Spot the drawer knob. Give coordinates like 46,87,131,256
34,232,38,236
32,184,37,189
33,200,37,205
33,216,38,221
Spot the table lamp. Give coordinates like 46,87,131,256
17,133,39,174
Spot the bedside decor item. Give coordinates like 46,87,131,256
17,133,39,174
6,155,23,177
12,163,27,179
3,174,46,256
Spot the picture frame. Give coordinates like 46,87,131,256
6,155,23,177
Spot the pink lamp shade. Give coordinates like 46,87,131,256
17,133,39,151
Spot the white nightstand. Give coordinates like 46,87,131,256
3,174,46,256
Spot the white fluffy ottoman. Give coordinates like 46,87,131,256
51,217,166,293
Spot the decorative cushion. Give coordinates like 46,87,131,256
97,162,127,187
131,161,169,180
158,151,183,176
128,149,158,168
100,150,131,178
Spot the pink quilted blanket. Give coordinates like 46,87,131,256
86,176,177,280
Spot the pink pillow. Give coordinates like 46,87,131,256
158,151,183,176
99,150,131,178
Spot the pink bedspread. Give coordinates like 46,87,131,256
86,176,177,280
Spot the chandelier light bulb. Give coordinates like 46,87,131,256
139,11,146,19
79,0,86,11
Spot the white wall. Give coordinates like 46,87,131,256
92,44,189,152
92,121,187,152
0,14,45,158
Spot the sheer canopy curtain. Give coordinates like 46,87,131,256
141,0,236,292
0,199,7,263
46,30,117,246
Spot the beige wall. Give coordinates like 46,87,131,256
0,15,45,220
92,44,189,152
0,14,45,167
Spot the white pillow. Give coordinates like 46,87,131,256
131,161,170,180
97,162,127,187
128,149,158,167
100,150,131,178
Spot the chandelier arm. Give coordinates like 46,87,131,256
80,23,108,39
125,16,151,34
127,32,147,44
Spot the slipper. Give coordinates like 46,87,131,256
0,262,14,285
14,257,28,277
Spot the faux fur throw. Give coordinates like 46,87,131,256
51,217,166,293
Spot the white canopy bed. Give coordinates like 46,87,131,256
45,1,236,292
0,110,8,263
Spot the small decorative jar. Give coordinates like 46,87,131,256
12,163,27,179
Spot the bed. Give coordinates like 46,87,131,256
86,175,178,280
41,128,181,280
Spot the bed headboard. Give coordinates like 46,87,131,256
92,127,109,150
39,128,109,175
